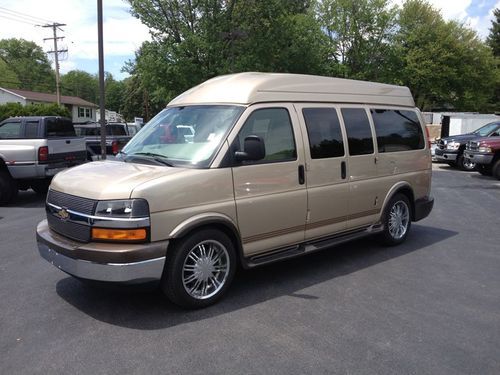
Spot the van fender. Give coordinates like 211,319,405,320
379,181,415,222
169,212,240,239
167,212,247,267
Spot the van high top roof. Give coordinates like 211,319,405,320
168,72,415,108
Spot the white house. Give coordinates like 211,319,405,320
0,87,98,123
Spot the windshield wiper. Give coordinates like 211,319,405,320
126,152,174,167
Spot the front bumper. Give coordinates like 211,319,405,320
36,220,168,283
414,196,434,221
434,148,458,162
463,151,494,165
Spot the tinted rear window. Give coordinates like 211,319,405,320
303,108,344,158
341,108,374,156
108,125,127,135
371,109,425,152
25,121,39,138
46,118,76,137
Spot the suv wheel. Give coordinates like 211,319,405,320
377,193,411,246
162,228,236,308
457,153,476,171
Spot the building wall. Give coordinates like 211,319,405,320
0,90,26,105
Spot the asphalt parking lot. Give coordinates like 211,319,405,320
1,164,499,375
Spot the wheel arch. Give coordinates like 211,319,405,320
380,182,415,221
168,213,246,268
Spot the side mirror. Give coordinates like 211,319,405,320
235,135,265,162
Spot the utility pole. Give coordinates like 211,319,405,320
97,0,106,160
43,23,67,105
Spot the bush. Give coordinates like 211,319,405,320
0,102,71,122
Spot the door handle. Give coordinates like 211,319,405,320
66,140,71,144
341,161,346,179
298,165,305,185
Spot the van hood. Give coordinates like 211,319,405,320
50,160,186,200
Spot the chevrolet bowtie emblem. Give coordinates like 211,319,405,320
57,207,70,221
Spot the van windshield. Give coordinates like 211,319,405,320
121,105,244,168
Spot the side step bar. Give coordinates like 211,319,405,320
244,224,384,268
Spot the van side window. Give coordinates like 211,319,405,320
303,108,344,158
371,109,424,152
341,108,374,155
236,108,296,163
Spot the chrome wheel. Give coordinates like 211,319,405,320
388,201,410,240
182,239,230,300
463,157,475,170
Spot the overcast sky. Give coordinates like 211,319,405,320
0,0,498,82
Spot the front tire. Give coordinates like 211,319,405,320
457,153,476,171
377,194,412,246
161,228,236,309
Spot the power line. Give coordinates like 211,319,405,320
0,13,39,26
0,6,54,24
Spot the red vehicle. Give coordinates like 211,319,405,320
464,137,500,179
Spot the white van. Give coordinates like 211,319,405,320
37,73,434,308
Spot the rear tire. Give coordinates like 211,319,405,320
377,193,412,246
0,170,17,205
161,228,236,309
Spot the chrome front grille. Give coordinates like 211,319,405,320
46,190,96,242
47,190,96,215
467,141,479,151
47,214,91,242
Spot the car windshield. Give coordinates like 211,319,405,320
121,105,244,168
473,122,500,136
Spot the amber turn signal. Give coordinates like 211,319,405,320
91,228,147,241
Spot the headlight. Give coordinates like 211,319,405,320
446,141,460,150
95,199,149,218
478,146,492,153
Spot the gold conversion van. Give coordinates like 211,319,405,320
36,73,434,308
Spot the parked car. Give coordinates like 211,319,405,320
36,73,433,308
74,122,132,160
434,121,500,170
464,137,500,179
0,116,86,205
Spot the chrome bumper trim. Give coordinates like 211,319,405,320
38,242,165,283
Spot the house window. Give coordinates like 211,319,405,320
78,107,92,118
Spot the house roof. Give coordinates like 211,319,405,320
1,87,98,108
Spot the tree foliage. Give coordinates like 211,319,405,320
0,102,70,122
0,38,55,92
60,70,98,104
487,8,500,57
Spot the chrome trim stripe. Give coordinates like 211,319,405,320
47,202,149,222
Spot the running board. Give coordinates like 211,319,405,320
244,224,384,268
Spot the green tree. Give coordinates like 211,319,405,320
60,70,98,104
316,0,398,80
487,8,500,57
0,38,55,92
395,0,496,111
126,0,329,107
0,102,70,122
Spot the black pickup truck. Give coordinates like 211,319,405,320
434,121,500,170
73,122,132,160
